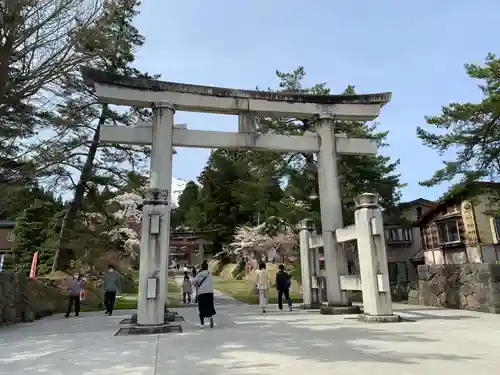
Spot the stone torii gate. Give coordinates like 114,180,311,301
82,68,391,328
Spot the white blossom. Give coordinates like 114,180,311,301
110,191,143,224
230,223,298,259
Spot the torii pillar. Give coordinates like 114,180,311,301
315,113,349,307
136,101,174,326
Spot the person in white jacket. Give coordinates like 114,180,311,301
256,262,269,313
193,261,216,328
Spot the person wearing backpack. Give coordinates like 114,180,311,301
193,261,216,328
275,264,293,311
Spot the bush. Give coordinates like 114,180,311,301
121,271,138,294
231,259,246,280
212,256,230,276
289,261,301,284
390,281,418,302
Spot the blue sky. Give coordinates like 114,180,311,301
132,0,499,202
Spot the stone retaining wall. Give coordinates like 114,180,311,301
408,264,500,313
0,272,65,326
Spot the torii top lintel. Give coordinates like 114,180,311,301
81,67,392,120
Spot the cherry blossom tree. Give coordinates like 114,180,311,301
230,223,298,263
105,190,143,259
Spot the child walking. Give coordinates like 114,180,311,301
182,271,193,304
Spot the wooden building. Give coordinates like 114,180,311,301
0,220,15,254
382,198,435,282
419,182,500,264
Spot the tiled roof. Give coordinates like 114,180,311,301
0,220,15,229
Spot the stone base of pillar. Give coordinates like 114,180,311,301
120,312,184,325
299,302,323,310
115,323,182,336
320,305,361,315
164,305,177,313
357,314,401,323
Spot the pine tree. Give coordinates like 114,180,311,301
0,0,102,176
13,199,63,274
417,53,500,186
33,0,157,272
260,67,402,225
171,181,200,229
185,67,402,247
189,150,256,250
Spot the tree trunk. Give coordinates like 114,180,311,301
51,105,108,273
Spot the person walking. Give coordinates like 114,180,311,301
191,266,198,303
256,262,269,313
65,274,84,318
182,271,193,304
275,264,293,311
193,261,216,329
103,264,122,316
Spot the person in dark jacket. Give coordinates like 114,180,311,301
103,265,122,316
275,264,292,311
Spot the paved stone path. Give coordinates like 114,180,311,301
1,298,500,374
174,274,242,306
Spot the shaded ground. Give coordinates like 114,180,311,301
1,295,500,374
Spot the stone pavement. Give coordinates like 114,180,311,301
174,274,242,306
1,300,500,375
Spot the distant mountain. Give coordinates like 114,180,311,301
171,177,188,208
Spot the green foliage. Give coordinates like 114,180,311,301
179,67,402,246
212,257,230,276
187,149,284,246
289,261,302,284
171,181,200,229
265,68,402,226
0,182,60,220
232,259,246,280
35,0,154,192
12,198,64,274
43,0,158,271
417,53,500,186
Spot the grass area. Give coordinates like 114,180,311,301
83,279,182,311
213,276,302,305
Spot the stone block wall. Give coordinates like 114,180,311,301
0,272,65,326
409,264,500,313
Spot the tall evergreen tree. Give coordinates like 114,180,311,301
185,67,402,246
417,53,500,186
188,150,261,250
13,199,64,274
261,67,402,225
171,181,200,229
32,0,157,272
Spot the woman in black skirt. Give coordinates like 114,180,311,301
193,261,216,328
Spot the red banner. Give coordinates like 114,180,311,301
29,251,39,279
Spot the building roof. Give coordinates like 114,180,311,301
398,198,435,207
0,220,15,229
418,181,500,225
383,198,436,226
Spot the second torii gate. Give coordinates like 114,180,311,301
82,67,391,327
